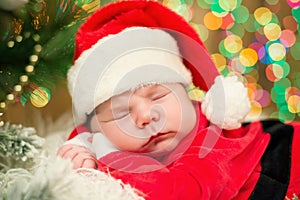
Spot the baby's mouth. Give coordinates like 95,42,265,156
141,132,174,148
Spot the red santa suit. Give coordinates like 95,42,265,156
68,104,300,200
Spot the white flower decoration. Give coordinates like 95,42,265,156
201,75,251,130
0,0,29,11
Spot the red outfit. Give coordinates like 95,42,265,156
69,107,300,200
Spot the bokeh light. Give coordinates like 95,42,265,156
243,14,260,32
221,13,235,29
219,40,234,58
228,57,246,73
290,42,300,60
254,7,272,26
292,7,300,24
196,0,210,9
287,0,300,8
211,53,227,71
263,23,282,41
231,5,249,23
229,23,245,38
254,89,271,107
287,95,300,113
224,34,243,53
210,2,227,17
249,42,266,60
280,29,296,47
165,0,193,21
239,48,258,66
283,15,299,32
204,11,222,30
190,22,209,42
164,0,300,122
248,101,263,119
268,42,286,61
219,0,238,11
265,63,290,82
255,29,269,44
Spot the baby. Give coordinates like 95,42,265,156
59,82,197,170
58,1,300,199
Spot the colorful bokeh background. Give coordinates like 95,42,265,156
164,0,300,122
1,0,300,126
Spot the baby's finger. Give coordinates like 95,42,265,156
57,145,74,158
82,159,97,169
72,152,95,169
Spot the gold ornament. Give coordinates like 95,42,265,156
30,87,50,108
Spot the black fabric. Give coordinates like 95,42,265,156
248,120,294,200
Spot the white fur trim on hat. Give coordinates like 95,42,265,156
68,27,192,125
201,75,251,130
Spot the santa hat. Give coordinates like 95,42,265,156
68,0,250,130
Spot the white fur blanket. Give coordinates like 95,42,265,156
0,111,144,200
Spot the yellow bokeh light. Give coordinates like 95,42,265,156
287,95,300,113
164,0,181,11
190,22,209,42
239,48,258,67
268,43,286,61
247,101,262,119
254,7,272,26
204,11,222,30
224,34,243,53
272,63,284,79
219,0,237,11
211,53,227,71
264,23,281,41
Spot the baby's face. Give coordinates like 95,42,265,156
91,83,196,156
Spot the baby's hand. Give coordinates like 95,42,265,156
57,144,97,169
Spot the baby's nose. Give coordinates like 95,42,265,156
132,103,160,128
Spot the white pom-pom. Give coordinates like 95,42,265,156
201,75,251,130
0,0,28,11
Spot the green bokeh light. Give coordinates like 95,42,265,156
211,1,227,16
243,14,260,32
269,13,280,25
197,0,211,9
219,40,236,58
292,7,300,23
291,42,300,60
231,5,249,23
229,23,246,38
279,105,295,122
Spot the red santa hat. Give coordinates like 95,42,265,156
68,0,250,129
